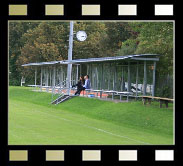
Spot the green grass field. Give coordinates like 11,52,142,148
8,86,174,145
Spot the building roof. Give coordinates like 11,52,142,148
22,54,161,67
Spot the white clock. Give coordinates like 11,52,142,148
76,31,87,41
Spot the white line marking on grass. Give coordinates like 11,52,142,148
35,110,151,145
90,128,150,145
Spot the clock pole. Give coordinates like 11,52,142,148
66,21,74,95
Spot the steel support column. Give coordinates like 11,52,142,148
136,62,139,97
101,63,104,90
121,66,124,91
108,63,111,90
113,64,115,91
35,67,37,86
152,61,156,97
76,65,79,82
49,67,52,87
143,61,147,95
127,61,131,92
40,67,43,91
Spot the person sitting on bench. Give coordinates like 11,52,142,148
83,75,91,90
72,76,85,95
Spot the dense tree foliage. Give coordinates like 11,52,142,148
9,22,39,85
9,21,173,96
131,22,173,75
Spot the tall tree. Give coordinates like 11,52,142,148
9,22,39,85
131,22,173,75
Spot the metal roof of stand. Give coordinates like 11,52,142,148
22,61,60,67
61,54,161,64
22,54,161,66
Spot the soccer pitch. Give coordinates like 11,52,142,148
8,86,174,145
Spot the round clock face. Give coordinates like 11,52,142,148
76,31,87,41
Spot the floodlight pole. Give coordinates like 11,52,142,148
66,21,74,95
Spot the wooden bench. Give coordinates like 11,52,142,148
141,96,174,108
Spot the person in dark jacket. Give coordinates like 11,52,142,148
72,76,85,95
